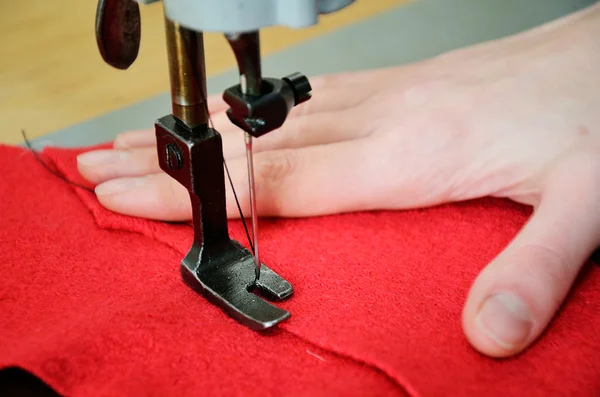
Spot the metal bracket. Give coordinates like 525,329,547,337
155,115,293,330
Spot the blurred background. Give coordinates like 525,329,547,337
0,0,594,147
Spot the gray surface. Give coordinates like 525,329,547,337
31,0,595,148
155,0,355,32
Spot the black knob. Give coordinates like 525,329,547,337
283,73,312,105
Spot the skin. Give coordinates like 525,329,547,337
77,3,600,358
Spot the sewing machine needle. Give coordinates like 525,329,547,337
245,132,261,281
240,74,261,281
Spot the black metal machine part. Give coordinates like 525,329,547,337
94,3,312,329
224,31,312,138
151,20,314,330
223,73,312,138
155,115,293,330
95,0,141,70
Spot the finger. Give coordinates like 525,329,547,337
77,147,160,185
207,78,376,133
111,73,385,150
94,137,382,221
284,81,377,118
113,94,229,149
95,173,191,221
462,151,600,357
78,109,367,184
113,129,156,149
220,110,370,159
307,67,400,90
111,88,365,154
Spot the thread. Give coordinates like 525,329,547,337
21,129,94,194
22,129,194,230
197,88,254,253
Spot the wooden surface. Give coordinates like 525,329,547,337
0,0,407,145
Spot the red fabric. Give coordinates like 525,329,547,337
1,143,599,397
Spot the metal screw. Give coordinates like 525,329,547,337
165,143,183,170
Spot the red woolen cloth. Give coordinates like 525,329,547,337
0,143,599,396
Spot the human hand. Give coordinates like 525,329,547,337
77,4,600,358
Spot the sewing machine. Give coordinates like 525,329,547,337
95,0,355,330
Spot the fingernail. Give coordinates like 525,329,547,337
95,177,144,195
113,135,128,148
77,150,128,166
476,292,533,350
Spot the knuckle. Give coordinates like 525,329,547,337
254,151,298,214
517,244,569,306
255,151,297,188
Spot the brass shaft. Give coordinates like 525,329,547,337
164,17,208,129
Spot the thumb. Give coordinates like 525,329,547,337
462,152,600,357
